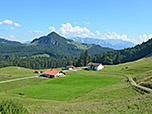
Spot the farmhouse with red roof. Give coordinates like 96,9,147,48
66,65,75,70
43,69,65,78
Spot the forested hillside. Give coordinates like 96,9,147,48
0,33,151,69
92,38,152,64
0,32,113,57
0,38,22,45
113,38,152,62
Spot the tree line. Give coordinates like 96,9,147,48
0,38,151,69
0,51,117,69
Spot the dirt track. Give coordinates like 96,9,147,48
128,76,152,93
0,76,36,84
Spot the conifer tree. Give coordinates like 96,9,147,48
115,52,121,64
67,56,71,66
84,51,89,66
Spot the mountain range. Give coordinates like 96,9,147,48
0,32,151,63
69,37,135,50
0,32,152,66
0,32,113,57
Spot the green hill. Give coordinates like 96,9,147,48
29,32,113,56
120,38,152,62
0,38,22,45
101,38,152,64
0,32,113,57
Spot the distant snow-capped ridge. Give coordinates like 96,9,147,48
68,37,135,50
23,41,31,44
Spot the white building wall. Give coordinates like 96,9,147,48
97,64,104,70
88,64,104,70
68,68,73,70
66,67,73,70
55,72,64,77
55,72,60,76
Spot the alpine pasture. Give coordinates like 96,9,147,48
0,57,152,113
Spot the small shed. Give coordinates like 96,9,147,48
66,66,75,70
87,62,104,71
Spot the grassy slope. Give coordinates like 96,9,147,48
67,41,93,50
0,57,152,113
0,66,37,81
12,71,121,100
0,66,35,77
118,57,152,89
0,78,42,93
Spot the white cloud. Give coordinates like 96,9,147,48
10,27,15,30
28,30,43,34
148,34,152,39
48,23,152,44
10,35,16,38
100,31,152,44
3,19,13,25
0,19,21,27
101,31,132,42
49,26,55,32
136,34,152,44
58,22,94,38
96,30,100,35
33,30,43,34
14,22,21,27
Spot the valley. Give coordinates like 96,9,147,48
0,57,152,113
1,1,152,113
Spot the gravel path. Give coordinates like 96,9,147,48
0,76,36,84
128,76,152,93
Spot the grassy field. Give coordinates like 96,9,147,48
0,66,38,81
0,57,152,113
12,71,121,100
0,66,36,77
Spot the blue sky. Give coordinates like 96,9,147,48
0,0,152,44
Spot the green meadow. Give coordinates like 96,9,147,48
12,72,121,100
0,66,36,81
0,57,152,113
0,66,35,76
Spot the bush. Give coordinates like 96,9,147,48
0,99,29,114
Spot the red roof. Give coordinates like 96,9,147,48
66,66,75,68
35,70,39,72
43,69,60,76
87,62,102,66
